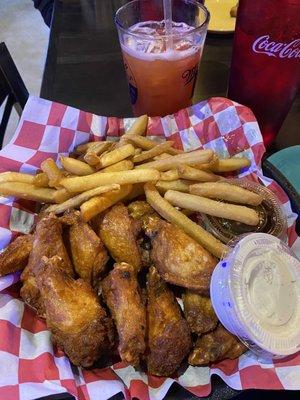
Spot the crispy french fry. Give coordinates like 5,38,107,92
211,157,251,172
101,160,134,173
123,183,145,202
189,182,263,206
33,172,50,187
154,153,172,160
144,183,227,258
160,169,180,181
53,188,74,203
125,115,148,136
133,142,173,163
47,183,120,214
165,190,260,226
41,158,64,188
134,148,142,156
60,156,95,176
156,179,191,193
192,153,220,170
0,182,57,203
177,165,221,182
126,135,163,150
0,172,34,184
74,141,99,155
61,168,160,193
80,184,132,221
97,144,135,169
136,149,214,171
84,142,113,166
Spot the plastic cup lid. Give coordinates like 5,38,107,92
221,233,300,356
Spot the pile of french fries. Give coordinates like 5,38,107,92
0,115,262,258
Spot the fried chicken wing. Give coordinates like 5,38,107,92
98,203,142,271
101,262,146,366
0,234,33,277
183,291,218,335
36,256,113,367
20,213,73,315
188,324,246,366
151,222,217,293
128,200,162,238
147,266,191,376
68,216,109,286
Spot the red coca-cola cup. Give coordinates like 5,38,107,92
228,0,300,148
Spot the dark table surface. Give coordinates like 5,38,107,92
40,1,299,400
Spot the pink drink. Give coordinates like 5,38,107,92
121,21,203,117
228,0,300,148
115,0,209,117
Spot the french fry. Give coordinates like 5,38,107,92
80,184,132,221
192,153,220,170
74,141,99,155
123,183,145,202
101,160,134,173
134,148,142,156
189,182,263,206
0,172,34,184
47,183,120,214
84,142,113,166
133,142,174,163
53,188,74,203
41,158,64,188
125,115,148,136
154,153,172,160
144,183,227,258
61,168,160,193
156,179,191,193
97,144,135,169
60,156,95,176
177,165,221,182
0,182,57,203
33,172,49,187
136,149,214,171
126,135,182,155
165,190,260,226
211,157,251,172
160,169,180,181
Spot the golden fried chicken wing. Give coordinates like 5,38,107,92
98,203,142,271
36,256,113,368
0,234,33,277
127,200,155,220
68,217,109,286
151,222,217,293
183,291,218,335
20,213,73,315
188,324,246,366
128,200,162,238
101,262,146,366
147,266,191,376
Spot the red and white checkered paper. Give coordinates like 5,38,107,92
0,96,299,400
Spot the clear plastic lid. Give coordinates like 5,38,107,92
203,179,287,244
210,233,300,359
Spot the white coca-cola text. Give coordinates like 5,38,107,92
252,35,300,58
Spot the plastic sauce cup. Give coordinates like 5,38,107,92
210,233,300,358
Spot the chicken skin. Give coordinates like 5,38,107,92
36,256,113,368
183,291,218,335
146,266,191,376
151,222,217,293
20,213,73,316
188,324,247,366
0,234,33,277
98,203,142,272
101,262,146,366
68,216,109,286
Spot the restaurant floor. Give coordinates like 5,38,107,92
0,0,49,146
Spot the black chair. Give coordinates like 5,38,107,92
0,42,29,149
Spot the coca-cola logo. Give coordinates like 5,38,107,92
252,35,300,58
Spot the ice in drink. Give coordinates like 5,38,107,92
228,0,300,148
